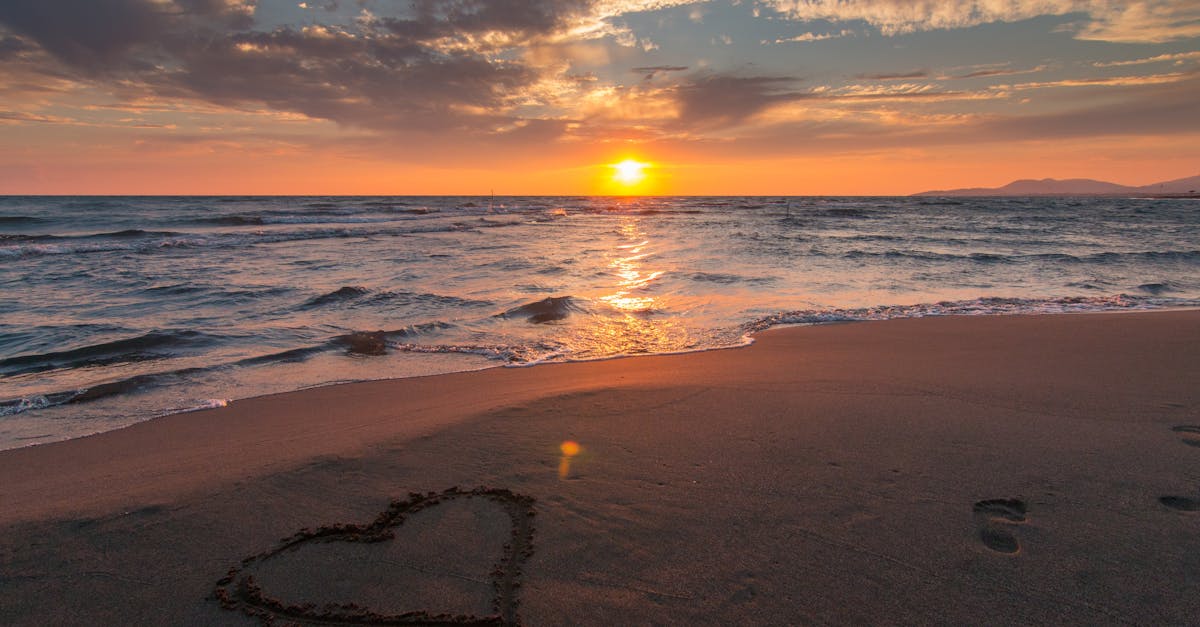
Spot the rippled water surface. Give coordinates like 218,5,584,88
2,195,1198,448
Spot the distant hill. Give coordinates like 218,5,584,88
1141,174,1200,195
915,174,1200,197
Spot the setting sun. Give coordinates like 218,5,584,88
612,159,649,186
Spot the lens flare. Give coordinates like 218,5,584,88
559,440,581,479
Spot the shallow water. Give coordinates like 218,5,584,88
2,195,1197,448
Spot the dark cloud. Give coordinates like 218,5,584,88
674,74,804,127
855,70,927,80
0,0,254,68
0,34,33,60
0,0,170,68
954,68,1025,79
377,0,590,45
168,34,535,131
825,89,963,100
633,65,688,80
0,0,597,136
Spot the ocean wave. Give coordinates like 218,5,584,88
0,323,458,415
97,229,183,239
497,296,581,323
173,398,230,413
191,213,418,226
688,272,776,285
298,287,493,311
365,291,494,309
817,207,873,218
230,346,329,368
142,283,209,295
837,234,905,242
0,215,46,224
742,294,1197,335
189,215,266,226
236,323,456,364
386,207,438,214
838,249,1200,264
334,331,389,356
635,208,705,215
0,366,207,417
0,220,525,259
1065,281,1108,291
250,215,405,225
392,341,562,363
300,286,370,308
0,233,44,242
1085,250,1200,263
1136,282,1177,295
9,229,190,242
0,330,215,377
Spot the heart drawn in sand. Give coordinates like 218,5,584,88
214,487,536,625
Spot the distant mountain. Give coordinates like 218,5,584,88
915,174,1200,197
1140,174,1200,195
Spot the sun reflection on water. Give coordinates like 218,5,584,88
583,217,692,356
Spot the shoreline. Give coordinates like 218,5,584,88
6,302,1195,454
2,310,1199,623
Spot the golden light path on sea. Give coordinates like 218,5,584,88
570,216,692,358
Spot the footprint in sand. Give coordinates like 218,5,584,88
1159,495,1200,512
1171,426,1200,448
972,498,1028,554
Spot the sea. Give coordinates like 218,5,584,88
2,195,1198,450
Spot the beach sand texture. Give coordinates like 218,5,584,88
1,311,1198,625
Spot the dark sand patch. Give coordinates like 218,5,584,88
1158,495,1200,512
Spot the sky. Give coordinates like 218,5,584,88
0,0,1198,195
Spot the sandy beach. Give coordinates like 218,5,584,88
1,310,1198,625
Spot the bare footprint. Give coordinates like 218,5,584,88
1159,495,1200,512
1171,426,1200,448
973,498,1027,554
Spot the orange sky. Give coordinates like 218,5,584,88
1,0,1197,195
6,135,1195,196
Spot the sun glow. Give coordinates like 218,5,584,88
595,156,663,195
612,159,648,186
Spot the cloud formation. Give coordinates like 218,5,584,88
0,0,616,137
0,0,1197,184
0,0,253,67
766,0,1200,43
674,74,805,127
633,65,688,80
857,70,928,80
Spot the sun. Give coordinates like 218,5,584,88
597,157,658,195
612,159,648,186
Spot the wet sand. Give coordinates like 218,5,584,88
1,311,1199,624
